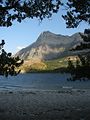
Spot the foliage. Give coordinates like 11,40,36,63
20,60,47,73
0,0,62,27
67,57,75,72
45,57,67,70
62,0,90,28
73,29,90,65
67,56,90,81
0,0,90,28
18,57,68,73
67,29,90,80
0,40,23,77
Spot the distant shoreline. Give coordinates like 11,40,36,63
21,67,68,73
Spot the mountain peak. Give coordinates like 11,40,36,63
40,31,55,37
42,31,53,34
36,31,54,43
15,31,82,60
36,31,62,44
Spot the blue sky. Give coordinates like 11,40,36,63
0,9,89,54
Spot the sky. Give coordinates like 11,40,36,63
0,9,89,54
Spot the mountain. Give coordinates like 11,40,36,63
15,31,83,61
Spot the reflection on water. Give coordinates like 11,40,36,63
0,73,90,90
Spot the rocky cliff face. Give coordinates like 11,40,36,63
15,31,83,60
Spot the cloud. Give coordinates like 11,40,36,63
15,46,25,53
17,46,25,50
14,45,27,54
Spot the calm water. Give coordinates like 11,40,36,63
0,73,90,90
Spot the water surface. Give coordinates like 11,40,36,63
0,73,90,91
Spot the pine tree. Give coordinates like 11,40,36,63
75,29,90,66
67,57,75,72
69,29,90,80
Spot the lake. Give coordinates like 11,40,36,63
0,73,90,91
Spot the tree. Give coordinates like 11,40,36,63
0,0,90,28
67,57,75,71
0,0,62,27
62,0,90,28
0,40,23,77
68,29,90,80
73,29,90,67
61,0,90,80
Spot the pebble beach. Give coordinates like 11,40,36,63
0,89,90,120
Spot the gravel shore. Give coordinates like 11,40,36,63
0,89,90,120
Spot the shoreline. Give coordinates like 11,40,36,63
0,89,90,120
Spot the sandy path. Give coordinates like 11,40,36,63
0,89,90,120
